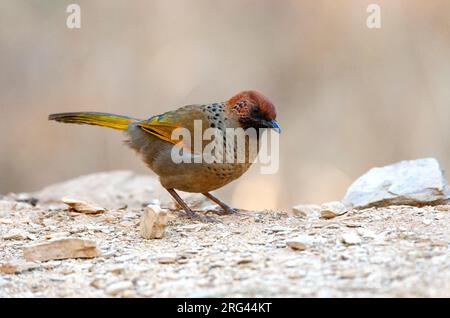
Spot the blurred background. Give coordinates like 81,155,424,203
1,0,449,210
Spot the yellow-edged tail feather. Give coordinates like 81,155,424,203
48,112,136,131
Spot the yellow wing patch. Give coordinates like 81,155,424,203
137,113,182,144
138,122,180,144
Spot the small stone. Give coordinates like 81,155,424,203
339,269,358,279
267,225,291,233
341,232,362,245
292,204,320,217
15,202,32,210
90,278,105,289
44,231,72,240
430,240,448,247
0,263,17,274
0,218,13,224
286,235,316,250
61,197,106,214
435,205,450,212
236,255,253,265
105,281,134,296
43,218,57,227
343,222,362,228
179,224,205,232
286,239,307,251
0,200,16,211
156,253,177,264
320,201,347,219
2,229,29,240
122,290,136,298
107,264,126,274
115,254,137,262
22,238,100,262
0,261,40,274
357,228,377,238
422,219,432,226
139,205,169,239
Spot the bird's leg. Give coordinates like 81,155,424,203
166,188,217,222
202,192,238,215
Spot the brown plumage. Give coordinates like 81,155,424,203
49,90,280,221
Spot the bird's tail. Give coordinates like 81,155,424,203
48,112,137,130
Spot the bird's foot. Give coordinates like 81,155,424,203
185,210,220,223
208,207,243,216
201,193,243,216
223,207,239,215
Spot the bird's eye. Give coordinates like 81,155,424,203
251,105,259,114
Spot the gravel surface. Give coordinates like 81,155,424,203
1,196,450,297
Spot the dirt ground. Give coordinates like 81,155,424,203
1,189,450,298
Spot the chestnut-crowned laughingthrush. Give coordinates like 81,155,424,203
49,90,280,221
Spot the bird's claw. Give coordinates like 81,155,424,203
186,211,221,223
208,207,243,216
223,207,240,215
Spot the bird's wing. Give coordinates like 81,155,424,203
137,105,208,145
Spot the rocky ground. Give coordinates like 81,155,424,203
1,171,450,297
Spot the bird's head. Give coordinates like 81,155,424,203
225,90,280,132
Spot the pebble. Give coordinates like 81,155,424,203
0,218,13,224
0,261,40,274
105,281,134,296
341,232,362,245
62,198,106,214
292,204,320,217
320,201,348,219
2,229,30,240
286,238,308,251
22,238,100,262
139,205,169,239
357,228,377,238
155,253,177,264
0,200,16,211
115,254,137,262
236,255,253,265
286,239,306,251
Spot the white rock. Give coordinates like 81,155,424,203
155,253,177,264
139,205,169,239
0,200,16,211
320,201,347,219
341,232,362,245
0,261,40,274
357,228,377,238
286,234,319,251
61,198,105,214
343,158,450,209
22,238,100,262
15,202,33,210
292,204,320,217
0,218,13,224
105,281,133,296
267,225,291,233
3,229,29,240
179,224,205,232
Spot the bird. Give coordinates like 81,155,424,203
49,90,280,221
